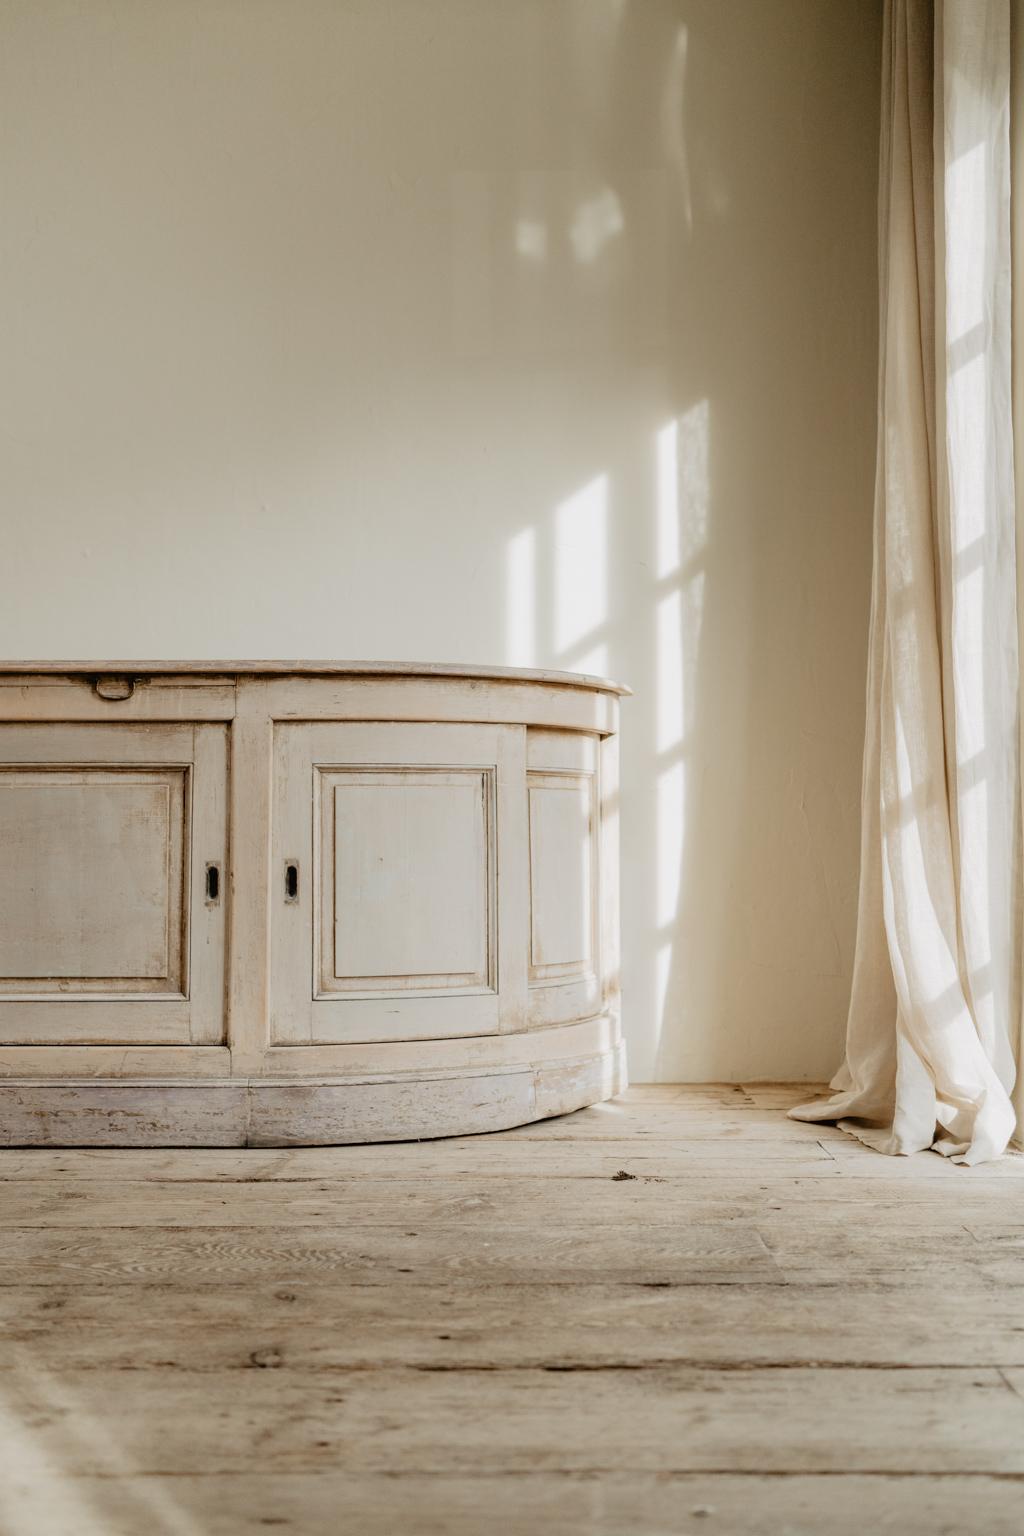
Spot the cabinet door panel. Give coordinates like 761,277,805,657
322,771,492,994
0,725,226,1044
272,723,526,1044
0,772,184,988
528,777,594,976
526,733,602,1028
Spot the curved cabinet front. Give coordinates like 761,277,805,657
0,663,626,1146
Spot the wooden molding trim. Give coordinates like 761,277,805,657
0,1042,626,1147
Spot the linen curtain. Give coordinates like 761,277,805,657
791,0,1022,1164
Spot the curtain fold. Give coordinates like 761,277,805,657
791,0,1021,1165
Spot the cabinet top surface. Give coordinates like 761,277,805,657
0,659,630,696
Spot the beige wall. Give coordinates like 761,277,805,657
0,0,882,1081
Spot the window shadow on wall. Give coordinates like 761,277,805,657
499,0,880,1081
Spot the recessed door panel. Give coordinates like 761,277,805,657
528,777,594,977
321,770,492,994
0,772,184,989
0,724,227,1044
271,722,525,1044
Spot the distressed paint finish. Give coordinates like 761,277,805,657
0,1046,624,1148
0,723,228,1045
0,664,624,1144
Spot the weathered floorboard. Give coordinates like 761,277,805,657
1,1085,1023,1535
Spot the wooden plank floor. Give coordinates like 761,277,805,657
2,1082,1024,1535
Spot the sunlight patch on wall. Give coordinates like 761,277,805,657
656,420,679,579
656,760,686,931
555,474,608,654
657,590,683,752
652,400,710,1059
678,399,710,560
569,188,623,264
515,220,547,264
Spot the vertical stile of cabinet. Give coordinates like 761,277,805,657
224,683,276,1073
0,717,228,1045
598,726,621,1026
270,720,529,1045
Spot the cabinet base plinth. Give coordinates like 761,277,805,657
0,1043,626,1147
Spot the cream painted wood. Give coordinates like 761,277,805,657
259,1012,619,1078
0,659,630,692
0,664,622,1144
0,1046,232,1078
525,731,603,1029
0,679,237,723
0,1013,617,1081
0,723,227,1045
0,1044,624,1147
323,771,491,993
0,673,620,733
225,688,275,1076
0,771,186,985
525,729,600,774
271,721,527,1046
599,730,622,1030
528,777,594,976
256,674,619,734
